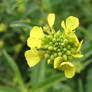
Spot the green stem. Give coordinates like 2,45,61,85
78,78,84,92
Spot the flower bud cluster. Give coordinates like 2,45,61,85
44,31,78,62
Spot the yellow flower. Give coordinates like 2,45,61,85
25,48,41,67
25,13,83,78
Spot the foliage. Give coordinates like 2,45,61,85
0,0,92,92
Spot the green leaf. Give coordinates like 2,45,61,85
86,67,92,92
32,73,67,92
30,60,46,86
2,50,27,92
0,85,19,92
10,22,32,30
30,60,46,92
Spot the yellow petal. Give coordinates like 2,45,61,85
72,54,84,58
66,16,79,31
70,31,79,45
64,65,75,78
73,32,79,45
25,48,41,67
61,20,66,30
77,40,83,52
54,57,62,68
60,62,75,78
27,37,42,48
30,26,44,39
47,13,55,28
27,26,44,48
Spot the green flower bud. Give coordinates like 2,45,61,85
60,35,63,39
58,52,62,56
43,45,49,49
66,51,71,55
43,25,50,34
50,55,54,60
60,46,63,50
54,53,57,57
55,42,58,46
49,42,53,45
67,45,71,49
45,54,49,58
48,35,53,39
63,55,67,61
58,42,61,45
56,31,61,36
63,48,67,52
57,49,60,52
64,39,68,44
53,47,57,51
57,38,60,41
48,46,53,50
54,34,57,38
69,39,73,44
61,43,64,47
52,38,56,42
71,48,75,53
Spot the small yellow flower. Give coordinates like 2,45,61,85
25,13,83,78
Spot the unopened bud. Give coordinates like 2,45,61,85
58,52,62,56
45,54,49,58
48,46,53,50
63,55,67,61
61,43,64,47
64,39,68,44
54,53,57,57
63,48,67,52
66,51,71,55
50,55,54,60
67,45,71,49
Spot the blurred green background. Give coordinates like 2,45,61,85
0,0,92,92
